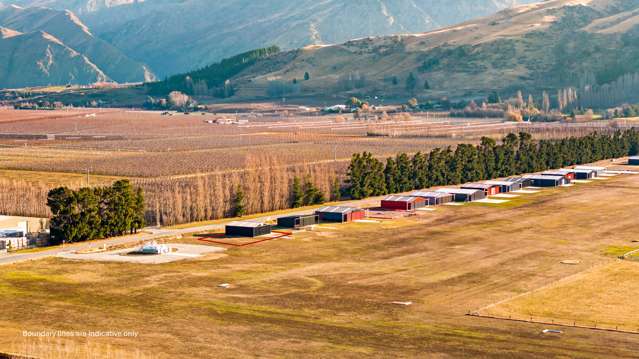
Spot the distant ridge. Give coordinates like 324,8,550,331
0,4,153,88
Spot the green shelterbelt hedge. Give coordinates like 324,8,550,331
347,130,639,199
47,180,145,244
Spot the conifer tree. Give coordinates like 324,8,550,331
291,177,304,208
233,186,246,217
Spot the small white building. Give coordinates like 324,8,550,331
0,221,27,252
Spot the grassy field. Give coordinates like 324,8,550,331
1,173,639,357
480,261,639,331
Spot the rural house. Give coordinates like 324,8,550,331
629,156,639,165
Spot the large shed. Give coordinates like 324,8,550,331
381,196,426,211
461,183,501,196
574,166,606,176
435,188,486,202
571,169,595,179
225,221,272,237
507,177,533,188
315,206,366,223
410,191,454,205
542,170,574,181
277,214,319,228
629,156,639,165
484,180,522,193
525,175,566,187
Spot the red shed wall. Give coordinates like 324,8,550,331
351,210,366,221
381,201,410,211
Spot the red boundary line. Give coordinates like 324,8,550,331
196,231,292,247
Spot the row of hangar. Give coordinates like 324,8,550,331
381,165,606,210
224,206,366,237
225,165,606,237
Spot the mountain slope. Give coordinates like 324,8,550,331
0,29,108,88
0,5,152,84
11,0,537,77
204,0,639,100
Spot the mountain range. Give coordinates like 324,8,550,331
0,3,151,88
202,0,639,100
0,0,537,88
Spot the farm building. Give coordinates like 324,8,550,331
277,214,319,228
461,183,501,196
524,175,566,187
484,180,522,193
225,221,272,237
629,156,639,165
541,170,575,181
410,191,454,205
571,169,596,179
507,177,533,188
435,188,486,202
380,196,426,211
0,222,27,252
315,206,366,223
574,166,606,176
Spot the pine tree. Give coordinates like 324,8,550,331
384,158,398,194
292,177,304,208
406,72,417,93
132,187,145,233
233,186,246,217
303,177,325,205
331,178,341,201
304,72,310,81
395,153,413,192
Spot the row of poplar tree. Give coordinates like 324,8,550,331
347,130,639,199
47,180,145,244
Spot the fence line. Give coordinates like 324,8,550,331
467,312,639,335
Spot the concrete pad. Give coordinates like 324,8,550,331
353,219,380,224
474,198,510,204
513,190,540,194
571,180,592,184
592,177,609,180
599,173,618,177
561,183,575,187
417,207,436,211
57,244,225,264
491,194,520,198
444,202,464,206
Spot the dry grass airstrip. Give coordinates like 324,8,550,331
1,173,639,358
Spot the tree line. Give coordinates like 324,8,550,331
47,180,145,244
347,130,639,199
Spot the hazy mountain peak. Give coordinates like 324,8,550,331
0,25,21,38
39,29,66,46
63,8,92,36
